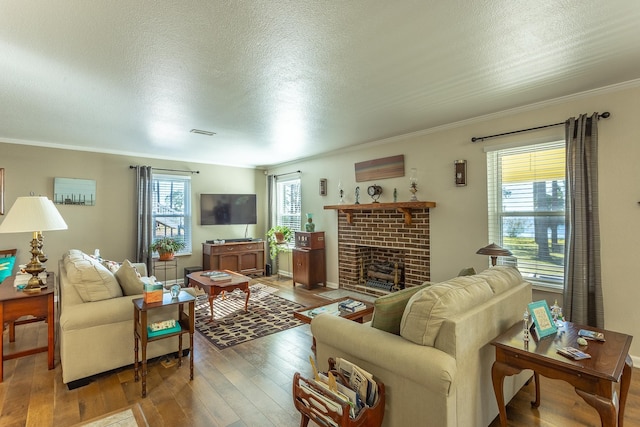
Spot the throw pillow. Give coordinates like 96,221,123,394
400,276,493,346
115,260,145,296
457,267,476,276
0,256,16,283
64,251,123,302
101,259,122,273
371,282,432,335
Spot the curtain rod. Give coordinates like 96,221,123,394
471,111,611,143
274,170,301,178
129,165,200,174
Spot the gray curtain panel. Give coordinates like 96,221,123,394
563,113,603,327
135,166,154,272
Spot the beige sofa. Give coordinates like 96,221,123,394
311,266,532,427
58,249,195,386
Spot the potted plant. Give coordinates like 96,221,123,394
150,237,186,260
266,225,293,260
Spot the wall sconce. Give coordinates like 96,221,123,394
454,160,467,187
319,178,327,196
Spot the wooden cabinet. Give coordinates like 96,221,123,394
293,232,326,289
202,241,265,275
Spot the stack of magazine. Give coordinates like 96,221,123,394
201,270,231,282
338,299,366,313
295,357,379,426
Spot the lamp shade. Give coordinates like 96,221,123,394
0,196,68,233
476,243,512,257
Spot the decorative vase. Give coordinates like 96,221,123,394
170,284,181,299
305,213,315,232
158,251,174,261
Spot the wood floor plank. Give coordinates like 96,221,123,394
2,276,639,427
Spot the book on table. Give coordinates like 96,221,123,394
147,319,181,337
338,299,366,313
201,270,232,281
557,346,592,360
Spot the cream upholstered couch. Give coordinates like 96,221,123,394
58,249,195,386
311,266,532,427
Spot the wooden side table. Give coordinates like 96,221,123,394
0,273,55,382
133,291,195,397
491,321,633,427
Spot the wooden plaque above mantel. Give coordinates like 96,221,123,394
324,201,436,225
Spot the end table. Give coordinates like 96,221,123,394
0,273,56,382
491,321,632,427
133,291,195,397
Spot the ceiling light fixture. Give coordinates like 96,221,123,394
190,129,216,136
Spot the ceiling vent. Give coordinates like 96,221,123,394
190,129,216,136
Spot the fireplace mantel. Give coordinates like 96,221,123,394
324,201,436,225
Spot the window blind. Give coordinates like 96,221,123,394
487,141,565,289
151,174,192,255
276,177,301,246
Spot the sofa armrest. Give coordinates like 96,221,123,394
311,314,457,396
435,282,532,359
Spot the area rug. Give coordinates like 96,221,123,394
317,288,377,303
73,404,148,427
194,283,304,350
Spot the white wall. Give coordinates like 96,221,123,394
0,144,267,279
270,81,640,359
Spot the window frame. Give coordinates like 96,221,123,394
275,176,301,248
151,173,192,256
486,140,566,291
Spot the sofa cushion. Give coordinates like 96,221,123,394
371,282,431,335
400,276,493,346
473,266,523,295
0,256,16,283
64,250,123,302
115,260,145,296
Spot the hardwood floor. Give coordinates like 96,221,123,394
1,276,638,427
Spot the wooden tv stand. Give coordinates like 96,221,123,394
202,241,265,276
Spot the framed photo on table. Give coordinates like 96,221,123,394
528,300,557,338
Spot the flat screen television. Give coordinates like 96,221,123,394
200,194,257,225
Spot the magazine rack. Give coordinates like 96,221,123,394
292,358,385,427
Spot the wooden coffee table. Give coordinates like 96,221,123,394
294,297,374,324
294,297,374,351
491,321,633,427
187,270,251,322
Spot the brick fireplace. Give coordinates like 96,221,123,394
325,202,435,297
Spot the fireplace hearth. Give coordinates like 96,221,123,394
325,202,435,297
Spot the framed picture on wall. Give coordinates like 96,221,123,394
528,300,558,338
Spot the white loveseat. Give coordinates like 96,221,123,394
311,266,532,427
58,249,195,386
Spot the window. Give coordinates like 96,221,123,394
486,141,565,289
151,174,192,255
276,177,301,246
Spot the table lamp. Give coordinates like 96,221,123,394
0,196,68,293
476,243,512,267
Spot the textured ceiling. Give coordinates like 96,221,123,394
2,1,640,168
